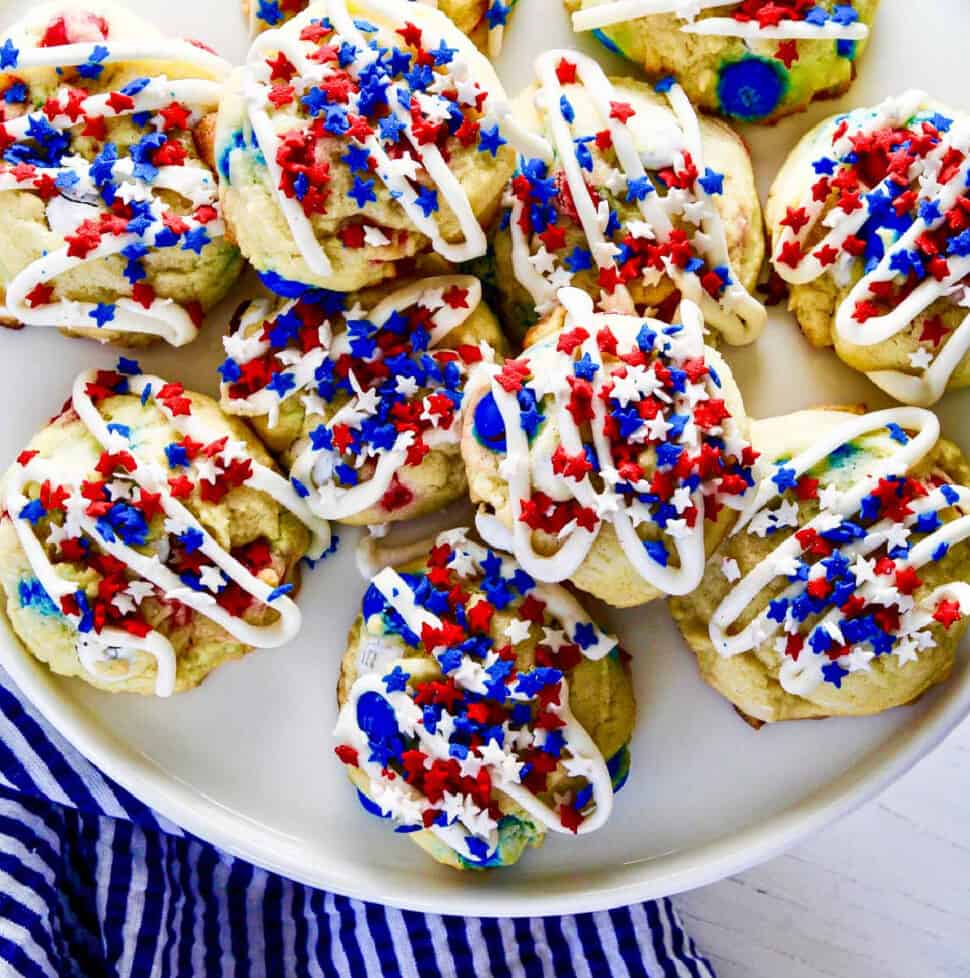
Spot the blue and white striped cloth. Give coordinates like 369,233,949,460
0,668,715,978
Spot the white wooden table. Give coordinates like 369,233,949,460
676,719,970,978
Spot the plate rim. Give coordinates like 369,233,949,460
3,614,968,917
2,0,970,920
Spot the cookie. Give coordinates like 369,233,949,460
333,528,635,869
0,360,330,696
461,287,757,608
768,91,970,407
567,0,880,124
670,406,970,723
218,274,508,526
216,0,516,295
244,0,518,59
491,52,766,344
0,1,243,347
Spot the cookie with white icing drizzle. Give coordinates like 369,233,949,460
333,528,635,869
489,51,766,344
215,0,516,296
670,406,970,723
243,0,519,59
0,360,330,696
565,0,880,123
768,91,970,407
461,287,757,608
218,273,508,526
0,1,243,347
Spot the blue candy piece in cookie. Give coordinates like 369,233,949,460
474,391,507,453
591,28,623,55
717,57,787,121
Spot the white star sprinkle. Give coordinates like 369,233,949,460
503,618,531,644
909,347,934,370
199,565,226,593
528,246,557,275
818,484,843,511
395,375,420,398
721,557,741,582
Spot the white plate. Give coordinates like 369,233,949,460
2,0,969,918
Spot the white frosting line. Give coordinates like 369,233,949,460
571,0,869,40
9,40,231,76
680,18,868,40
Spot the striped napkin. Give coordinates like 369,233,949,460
0,668,714,978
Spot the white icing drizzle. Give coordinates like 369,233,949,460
238,0,512,279
333,528,617,862
220,275,488,521
474,287,753,594
510,49,765,345
711,408,970,696
4,40,230,76
772,91,970,406
571,0,869,39
0,33,232,345
4,369,329,696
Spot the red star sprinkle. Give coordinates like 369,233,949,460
919,316,951,347
693,398,730,430
396,21,422,46
538,225,567,251
82,115,107,141
780,206,810,234
495,359,531,393
267,52,297,81
131,283,155,309
608,101,635,123
106,92,135,114
775,40,799,68
795,477,819,500
894,566,923,595
778,240,804,268
25,283,55,307
168,475,194,499
556,327,589,355
442,285,469,309
813,244,839,267
555,58,577,84
466,599,494,633
933,599,963,629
